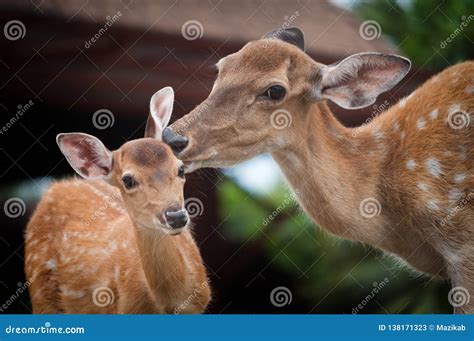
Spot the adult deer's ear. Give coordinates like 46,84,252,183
312,53,411,109
262,27,304,51
57,133,112,179
145,87,174,139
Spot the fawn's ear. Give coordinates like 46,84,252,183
312,53,411,109
145,86,174,139
262,27,304,50
57,133,113,179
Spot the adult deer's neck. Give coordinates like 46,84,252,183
133,225,187,310
272,101,387,245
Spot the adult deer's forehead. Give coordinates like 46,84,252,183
220,40,295,75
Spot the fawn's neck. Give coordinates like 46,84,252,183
272,101,387,245
133,225,187,309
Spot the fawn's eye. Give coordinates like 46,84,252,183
122,175,137,190
178,165,185,179
262,85,286,100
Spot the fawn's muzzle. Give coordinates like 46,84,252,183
162,128,188,155
165,209,189,229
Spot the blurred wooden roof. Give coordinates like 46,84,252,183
0,0,433,132
4,0,394,57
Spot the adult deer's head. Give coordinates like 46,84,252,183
164,27,410,172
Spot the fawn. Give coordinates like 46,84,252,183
25,87,210,314
163,27,473,313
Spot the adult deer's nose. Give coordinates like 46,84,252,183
162,127,188,155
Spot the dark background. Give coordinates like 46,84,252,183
1,0,472,314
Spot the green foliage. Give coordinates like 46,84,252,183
355,0,474,70
218,178,451,313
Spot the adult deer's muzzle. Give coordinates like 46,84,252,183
162,127,188,155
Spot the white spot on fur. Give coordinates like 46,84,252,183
59,285,85,298
453,173,466,184
417,183,430,192
416,118,426,130
399,97,407,108
429,109,438,120
459,146,467,161
371,124,384,140
45,259,57,270
466,85,474,94
449,104,461,114
399,93,414,108
113,265,120,283
406,159,416,170
400,131,406,140
393,122,400,132
426,199,439,210
426,158,441,178
448,189,463,204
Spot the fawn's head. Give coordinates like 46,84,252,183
165,27,410,172
57,87,189,235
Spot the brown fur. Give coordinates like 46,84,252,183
170,38,474,313
25,138,210,314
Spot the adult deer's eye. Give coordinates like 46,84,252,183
122,175,137,190
178,165,185,179
263,85,286,100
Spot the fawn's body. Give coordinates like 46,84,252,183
164,27,473,312
25,87,210,314
25,178,209,313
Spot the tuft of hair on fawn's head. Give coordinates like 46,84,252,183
56,87,189,235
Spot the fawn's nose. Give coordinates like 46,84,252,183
165,209,189,229
162,128,188,155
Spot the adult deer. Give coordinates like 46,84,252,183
163,28,474,313
25,87,210,314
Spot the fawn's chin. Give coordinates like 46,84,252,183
149,217,186,235
160,224,187,235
